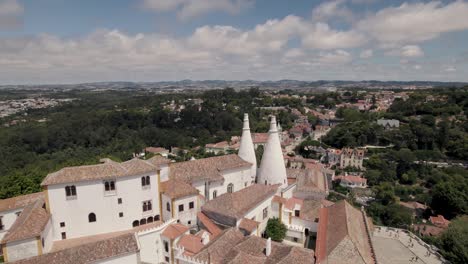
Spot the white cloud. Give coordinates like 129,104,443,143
400,45,424,58
316,50,352,64
311,0,354,22
360,49,373,59
0,0,23,29
444,66,457,72
357,1,468,45
142,0,254,20
301,22,367,50
413,64,422,70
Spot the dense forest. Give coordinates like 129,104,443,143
0,88,301,198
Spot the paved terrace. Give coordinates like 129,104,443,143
372,226,446,264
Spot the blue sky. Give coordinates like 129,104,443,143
0,0,467,84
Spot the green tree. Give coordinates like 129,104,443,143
438,216,468,264
265,218,287,242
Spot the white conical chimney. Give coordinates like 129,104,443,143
266,237,272,256
238,113,257,180
258,116,288,188
201,231,210,245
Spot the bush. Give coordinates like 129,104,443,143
265,218,287,242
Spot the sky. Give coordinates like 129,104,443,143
0,0,467,84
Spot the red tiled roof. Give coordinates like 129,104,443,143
160,179,199,200
239,218,259,233
145,147,169,153
178,234,205,256
197,212,222,237
430,215,450,228
0,192,44,213
162,223,189,240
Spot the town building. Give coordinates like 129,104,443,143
377,119,400,130
340,148,365,169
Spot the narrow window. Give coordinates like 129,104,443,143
263,207,268,219
145,176,150,186
164,241,169,252
118,198,122,204
71,186,76,196
148,201,152,211
0,216,3,230
227,183,234,193
61,232,66,240
143,200,152,212
295,210,300,217
141,177,146,187
189,201,194,209
188,220,191,225
213,190,217,199
105,181,110,191
166,202,171,212
110,181,115,190
179,204,184,212
88,213,96,223
143,202,148,212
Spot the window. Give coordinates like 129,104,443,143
132,220,139,227
61,232,66,240
165,256,170,262
155,215,160,221
293,237,298,242
142,176,151,188
60,222,65,227
166,202,171,212
0,216,3,230
188,220,191,225
104,180,116,193
295,210,300,217
212,190,217,199
227,183,234,193
263,207,268,219
140,218,147,225
143,200,152,212
65,185,77,199
15,211,21,217
245,182,247,187
178,204,184,212
264,180,267,185
88,213,96,223
147,216,153,223
41,237,45,248
189,202,194,209
118,198,122,204
119,212,124,218
164,241,169,252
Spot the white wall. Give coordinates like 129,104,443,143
5,238,39,262
173,196,198,228
95,252,140,264
208,167,251,201
238,196,274,235
160,165,169,182
41,219,54,253
47,172,161,241
0,208,23,241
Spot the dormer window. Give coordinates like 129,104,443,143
104,180,116,195
65,185,77,200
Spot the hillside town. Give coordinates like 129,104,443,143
0,108,451,264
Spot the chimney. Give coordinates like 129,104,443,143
265,237,272,256
201,232,210,245
238,113,257,180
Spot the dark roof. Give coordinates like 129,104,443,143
170,154,251,183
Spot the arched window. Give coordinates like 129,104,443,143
264,180,267,185
145,176,150,186
88,213,96,223
141,177,146,187
227,183,234,193
143,202,148,212
155,215,160,221
132,220,140,227
65,186,71,196
148,201,152,211
110,181,115,190
213,190,217,199
166,202,171,212
65,186,77,197
140,218,147,225
147,216,154,223
105,181,110,191
70,186,76,196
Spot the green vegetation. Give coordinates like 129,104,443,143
265,217,287,242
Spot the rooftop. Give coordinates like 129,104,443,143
202,184,279,225
42,157,170,186
170,154,251,184
161,223,189,240
2,198,50,244
0,192,44,213
160,179,199,200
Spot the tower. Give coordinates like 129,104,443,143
238,113,257,180
258,116,288,188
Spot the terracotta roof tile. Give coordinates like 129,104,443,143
178,234,205,255
170,154,251,184
2,199,50,243
0,192,44,213
161,223,189,240
10,233,138,264
239,218,259,233
161,179,199,200
41,157,167,186
202,184,279,225
197,212,222,237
